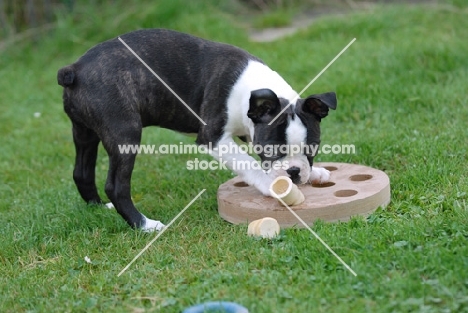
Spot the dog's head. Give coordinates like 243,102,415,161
247,88,337,184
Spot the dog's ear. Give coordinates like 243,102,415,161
248,89,281,123
301,92,337,119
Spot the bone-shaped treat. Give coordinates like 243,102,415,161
269,176,305,206
247,217,280,238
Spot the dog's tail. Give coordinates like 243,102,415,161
57,65,76,87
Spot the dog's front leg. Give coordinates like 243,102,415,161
208,137,273,196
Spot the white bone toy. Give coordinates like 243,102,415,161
247,217,280,238
269,176,305,206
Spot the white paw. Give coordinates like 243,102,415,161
141,215,165,232
258,182,273,196
309,166,331,184
255,175,275,196
239,171,274,196
105,202,115,209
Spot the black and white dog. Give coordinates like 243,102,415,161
57,29,336,232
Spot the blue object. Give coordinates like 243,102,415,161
182,301,249,313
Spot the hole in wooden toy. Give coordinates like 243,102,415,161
324,166,338,171
312,181,336,188
349,174,373,181
334,189,358,197
234,181,249,187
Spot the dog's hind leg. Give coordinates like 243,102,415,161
72,122,102,204
101,122,164,231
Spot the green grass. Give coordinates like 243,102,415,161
252,9,296,29
1,0,468,312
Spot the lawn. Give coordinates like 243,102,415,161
1,0,467,312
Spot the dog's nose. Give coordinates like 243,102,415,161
286,166,300,178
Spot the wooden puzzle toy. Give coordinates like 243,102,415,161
218,162,390,228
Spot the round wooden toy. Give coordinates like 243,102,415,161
217,162,390,228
